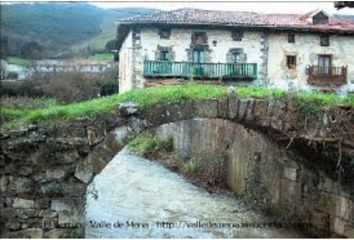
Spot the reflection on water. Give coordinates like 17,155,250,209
85,149,307,238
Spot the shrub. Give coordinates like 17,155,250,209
6,72,19,79
0,79,44,97
127,134,173,157
180,158,201,174
30,68,118,103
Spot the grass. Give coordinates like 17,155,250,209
6,57,32,67
127,134,173,157
0,96,58,109
84,53,114,61
294,90,354,107
1,83,353,131
180,158,202,174
237,86,286,99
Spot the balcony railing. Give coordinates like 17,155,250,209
143,60,257,80
308,65,347,85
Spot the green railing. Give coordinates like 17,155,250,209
143,60,257,80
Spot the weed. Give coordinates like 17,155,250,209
127,134,173,157
180,158,201,174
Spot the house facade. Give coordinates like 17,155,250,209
117,9,354,93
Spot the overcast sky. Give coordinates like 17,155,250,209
91,1,354,15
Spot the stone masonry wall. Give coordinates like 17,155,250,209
151,118,353,237
0,97,353,237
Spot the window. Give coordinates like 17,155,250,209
159,50,170,61
159,28,171,39
320,35,330,46
231,31,243,41
232,52,242,63
312,11,329,25
192,32,207,45
227,49,245,64
286,55,297,69
193,49,206,63
157,46,173,61
318,55,332,74
288,33,295,43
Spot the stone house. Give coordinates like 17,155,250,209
116,8,354,93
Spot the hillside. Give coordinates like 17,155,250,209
71,8,159,53
0,3,158,58
334,14,354,20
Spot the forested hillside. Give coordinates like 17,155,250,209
0,3,157,58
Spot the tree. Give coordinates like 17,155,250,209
0,36,8,57
335,1,354,9
20,41,43,59
105,39,117,52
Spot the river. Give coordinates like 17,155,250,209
85,149,308,238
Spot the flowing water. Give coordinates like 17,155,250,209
85,149,308,238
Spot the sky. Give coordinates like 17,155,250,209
90,1,354,15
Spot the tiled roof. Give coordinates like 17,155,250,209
120,8,354,32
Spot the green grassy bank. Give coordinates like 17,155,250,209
1,84,353,131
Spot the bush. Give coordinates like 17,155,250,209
0,79,44,97
180,158,201,174
127,134,173,157
6,72,19,79
29,68,118,103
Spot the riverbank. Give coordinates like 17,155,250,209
127,134,229,193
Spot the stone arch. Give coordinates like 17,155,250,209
0,97,353,237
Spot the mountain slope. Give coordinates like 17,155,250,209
0,3,158,58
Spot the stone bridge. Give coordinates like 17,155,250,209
0,97,353,238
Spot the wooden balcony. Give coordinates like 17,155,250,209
308,65,348,86
143,60,257,80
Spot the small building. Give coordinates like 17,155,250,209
116,8,354,93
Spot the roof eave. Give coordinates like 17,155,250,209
119,21,354,35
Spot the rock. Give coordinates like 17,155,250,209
18,209,38,218
6,222,21,231
47,229,70,238
47,228,83,238
245,99,255,122
35,168,66,182
17,166,33,176
237,99,249,121
46,169,66,181
194,100,218,118
61,150,80,164
253,99,269,127
12,228,43,238
228,97,239,120
39,209,58,218
40,182,86,197
334,196,352,221
51,200,70,212
57,209,82,226
217,97,229,118
7,176,32,194
13,198,34,209
330,217,352,237
227,85,236,96
75,166,94,184
0,176,8,192
283,167,298,181
3,197,13,207
118,102,139,116
51,199,83,226
34,198,51,209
